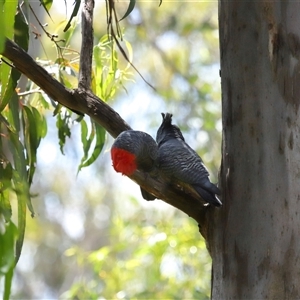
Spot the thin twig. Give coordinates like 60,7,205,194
2,38,211,229
29,4,65,57
17,89,43,96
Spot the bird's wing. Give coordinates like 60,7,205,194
158,139,210,183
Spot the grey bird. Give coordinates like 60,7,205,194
156,113,222,207
111,130,158,200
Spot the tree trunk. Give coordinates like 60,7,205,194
209,2,300,298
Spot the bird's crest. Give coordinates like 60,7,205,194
156,113,185,145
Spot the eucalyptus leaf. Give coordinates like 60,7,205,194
63,0,81,32
119,0,136,21
78,120,106,172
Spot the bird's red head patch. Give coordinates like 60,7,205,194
111,147,137,175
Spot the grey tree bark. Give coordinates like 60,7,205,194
208,2,300,299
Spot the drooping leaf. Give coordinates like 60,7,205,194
63,0,81,32
0,36,21,111
80,118,90,156
119,0,136,21
4,0,18,40
0,6,27,111
31,106,47,139
14,5,29,52
53,103,62,116
56,111,71,154
6,93,34,263
0,220,17,275
22,105,47,185
1,220,17,300
0,63,12,112
78,119,106,172
0,70,18,113
14,170,29,263
0,6,29,110
3,264,14,300
0,148,13,223
0,189,12,222
7,130,31,262
0,109,14,228
39,0,53,21
0,1,4,53
6,89,21,132
77,118,96,173
0,0,17,52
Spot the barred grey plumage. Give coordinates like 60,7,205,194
156,113,222,207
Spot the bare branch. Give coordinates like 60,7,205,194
78,0,94,90
1,38,213,232
3,38,129,137
18,88,42,96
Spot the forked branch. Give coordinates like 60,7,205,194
1,38,213,238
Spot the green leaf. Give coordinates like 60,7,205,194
6,94,34,261
4,0,18,40
39,0,53,20
0,3,17,110
10,156,30,263
0,220,17,275
0,220,17,300
0,8,29,111
22,105,47,186
0,62,12,112
0,1,4,53
63,0,81,32
56,111,71,154
32,106,47,139
0,0,17,52
80,118,90,156
119,0,136,21
78,120,106,172
3,264,14,300
0,15,24,112
14,5,29,52
0,133,13,192
0,189,12,222
53,103,62,116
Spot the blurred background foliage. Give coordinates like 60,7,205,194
0,0,220,298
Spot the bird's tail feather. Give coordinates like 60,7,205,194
193,185,222,207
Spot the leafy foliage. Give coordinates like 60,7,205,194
63,213,211,299
0,3,134,298
93,35,133,99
